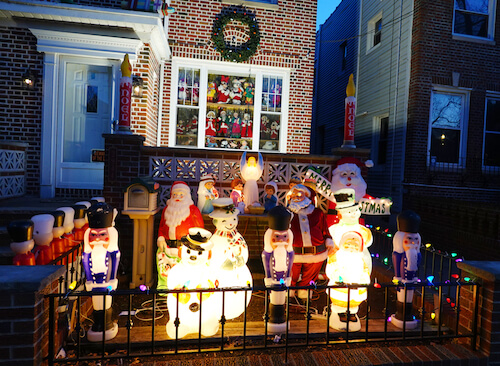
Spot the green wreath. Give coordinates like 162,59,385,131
212,8,260,62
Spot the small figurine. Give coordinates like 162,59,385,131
82,202,121,342
187,115,198,134
240,140,250,150
243,81,254,105
166,228,220,339
8,220,36,266
391,210,422,330
178,78,188,102
192,81,199,105
270,120,280,140
240,152,264,211
206,136,218,148
217,76,230,103
263,181,278,213
207,81,217,102
230,178,246,213
288,184,334,303
229,140,239,149
285,176,301,207
260,116,271,140
261,141,277,150
270,82,281,108
220,139,229,149
176,119,186,135
205,110,217,137
72,204,87,242
209,198,252,320
57,206,76,251
217,110,229,137
197,173,219,214
262,206,294,333
50,210,66,260
157,181,204,292
241,113,252,138
230,78,244,104
32,214,55,265
230,111,241,138
327,231,370,331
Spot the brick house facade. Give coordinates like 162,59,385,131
0,0,317,200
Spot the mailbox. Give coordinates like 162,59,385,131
124,177,159,212
122,177,160,289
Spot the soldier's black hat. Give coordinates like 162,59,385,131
87,202,114,228
50,210,65,228
72,204,87,220
8,220,34,242
268,205,292,231
397,210,421,233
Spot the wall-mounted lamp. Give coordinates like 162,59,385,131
132,75,144,98
21,68,37,90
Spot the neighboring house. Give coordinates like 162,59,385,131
312,0,359,155
0,0,317,199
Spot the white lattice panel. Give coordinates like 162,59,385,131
150,157,173,180
0,150,24,172
0,175,25,198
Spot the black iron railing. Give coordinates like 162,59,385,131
45,279,479,365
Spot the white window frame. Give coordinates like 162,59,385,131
427,86,471,168
483,92,500,169
452,0,497,43
366,11,383,53
169,57,290,153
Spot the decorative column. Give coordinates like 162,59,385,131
118,53,133,134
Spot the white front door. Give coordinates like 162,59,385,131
56,58,116,189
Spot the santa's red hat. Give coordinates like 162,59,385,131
339,231,364,252
171,181,190,195
333,157,373,171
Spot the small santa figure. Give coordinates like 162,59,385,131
288,184,335,303
217,76,230,104
217,110,229,137
32,214,55,265
157,181,204,292
166,228,220,339
209,198,252,320
326,231,371,331
327,157,372,227
197,173,219,214
82,202,121,342
8,220,36,266
262,206,294,333
391,210,422,330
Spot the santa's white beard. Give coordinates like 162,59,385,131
405,248,419,272
334,250,365,283
164,197,192,238
289,197,312,213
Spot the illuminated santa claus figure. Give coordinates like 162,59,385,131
391,210,422,330
31,214,55,265
209,198,252,320
327,157,372,226
157,181,204,292
326,231,370,331
166,228,221,339
82,202,120,342
8,220,35,266
262,205,294,333
240,152,264,212
329,189,373,275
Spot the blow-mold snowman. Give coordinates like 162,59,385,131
209,198,253,320
166,228,221,339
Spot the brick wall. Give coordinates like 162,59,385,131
0,27,44,197
162,0,317,154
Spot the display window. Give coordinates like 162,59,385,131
170,59,289,152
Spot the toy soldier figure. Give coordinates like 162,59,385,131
262,205,294,333
391,210,422,330
8,220,36,266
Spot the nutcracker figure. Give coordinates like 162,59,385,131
32,214,55,265
8,220,35,265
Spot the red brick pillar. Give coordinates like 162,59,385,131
457,261,500,363
0,266,65,366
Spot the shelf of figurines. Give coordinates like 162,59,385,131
176,135,279,151
207,102,255,110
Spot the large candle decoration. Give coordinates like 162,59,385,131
166,228,220,339
82,202,121,342
262,206,294,333
342,74,356,148
391,210,422,330
118,53,132,133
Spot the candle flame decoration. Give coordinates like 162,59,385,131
121,54,132,78
346,74,355,97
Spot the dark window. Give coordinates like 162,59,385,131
378,117,389,165
454,0,489,38
340,41,347,71
484,98,500,167
374,18,382,46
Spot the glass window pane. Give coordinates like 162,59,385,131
205,105,253,150
431,93,463,129
430,128,460,163
262,76,282,112
178,68,200,106
260,114,280,151
176,107,198,146
454,0,488,14
454,11,488,37
484,133,500,167
486,98,500,132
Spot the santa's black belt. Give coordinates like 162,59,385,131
293,244,326,255
166,239,182,248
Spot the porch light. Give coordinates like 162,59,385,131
21,68,36,90
132,75,144,98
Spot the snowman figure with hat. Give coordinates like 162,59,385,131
391,210,422,330
166,228,221,339
209,198,253,320
328,157,373,227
